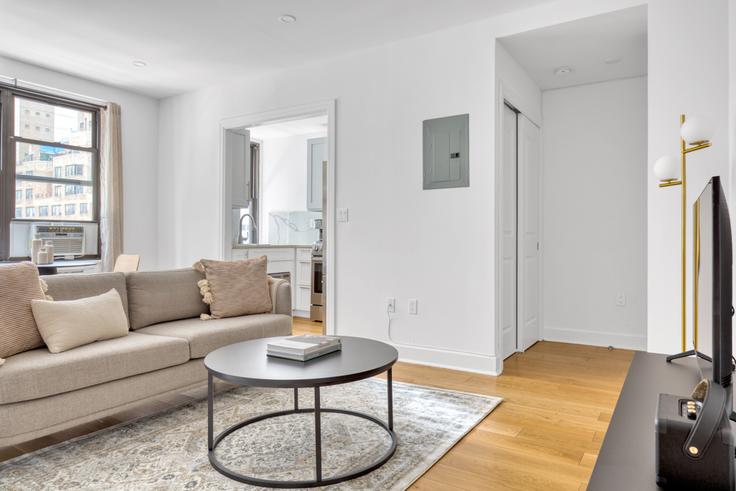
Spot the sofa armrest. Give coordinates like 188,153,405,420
268,277,292,316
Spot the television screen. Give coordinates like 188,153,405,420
694,176,733,387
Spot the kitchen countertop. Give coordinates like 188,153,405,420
232,243,313,249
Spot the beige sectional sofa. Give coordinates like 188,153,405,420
0,268,292,447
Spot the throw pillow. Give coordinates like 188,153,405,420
193,256,272,319
31,288,129,353
0,262,46,363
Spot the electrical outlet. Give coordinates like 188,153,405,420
616,293,626,307
408,298,418,315
386,297,396,313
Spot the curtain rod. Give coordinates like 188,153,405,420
0,76,108,110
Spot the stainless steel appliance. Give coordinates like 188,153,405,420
310,218,324,322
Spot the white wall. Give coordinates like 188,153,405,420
542,77,647,350
156,0,649,374
259,132,324,241
648,0,731,354
495,43,542,126
0,56,160,269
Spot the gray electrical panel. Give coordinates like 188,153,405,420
423,114,469,190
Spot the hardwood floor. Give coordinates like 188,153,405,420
1,319,633,491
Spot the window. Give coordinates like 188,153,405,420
64,164,84,177
0,91,99,258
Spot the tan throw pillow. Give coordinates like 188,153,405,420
194,256,272,319
31,288,129,353
0,262,46,362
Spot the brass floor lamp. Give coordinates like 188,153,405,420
653,114,712,362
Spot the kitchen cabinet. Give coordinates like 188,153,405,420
307,137,326,211
295,247,312,315
231,246,313,317
226,129,251,208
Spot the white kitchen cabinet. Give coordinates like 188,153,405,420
226,129,251,208
307,137,326,211
295,247,313,315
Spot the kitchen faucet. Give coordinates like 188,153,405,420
238,213,257,244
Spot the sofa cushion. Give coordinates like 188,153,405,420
126,268,209,330
0,332,190,404
195,257,272,319
0,262,46,361
136,314,292,359
44,272,129,319
32,289,129,353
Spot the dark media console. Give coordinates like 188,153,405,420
588,353,736,490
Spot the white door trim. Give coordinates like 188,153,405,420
494,82,544,374
217,99,338,334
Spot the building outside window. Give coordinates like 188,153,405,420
65,184,83,195
25,207,35,218
54,185,63,197
64,164,84,177
65,203,76,215
51,205,62,216
39,206,48,217
25,188,33,200
54,166,62,178
80,203,89,215
15,190,22,201
14,208,21,218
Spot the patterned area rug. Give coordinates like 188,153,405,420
0,379,501,490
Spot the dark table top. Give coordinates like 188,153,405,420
589,351,733,490
204,336,398,388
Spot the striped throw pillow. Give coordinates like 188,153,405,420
0,262,46,362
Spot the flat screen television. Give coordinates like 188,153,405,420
694,176,733,388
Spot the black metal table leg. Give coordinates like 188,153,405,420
314,386,322,482
387,368,394,431
208,373,214,451
294,388,299,411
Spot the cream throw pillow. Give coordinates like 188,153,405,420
0,262,46,363
194,256,272,319
31,288,129,353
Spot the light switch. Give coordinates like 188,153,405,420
408,298,418,315
337,208,349,222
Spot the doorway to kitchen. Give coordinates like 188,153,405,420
219,101,336,334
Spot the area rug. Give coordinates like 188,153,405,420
0,379,501,490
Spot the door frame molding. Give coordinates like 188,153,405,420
217,100,337,334
494,82,544,374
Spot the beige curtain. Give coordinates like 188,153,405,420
99,103,123,272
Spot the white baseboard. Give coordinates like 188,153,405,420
395,344,500,376
543,325,645,351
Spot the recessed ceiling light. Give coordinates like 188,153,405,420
279,14,296,24
604,57,623,65
553,66,573,76
132,60,147,68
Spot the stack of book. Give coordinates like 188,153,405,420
267,335,342,361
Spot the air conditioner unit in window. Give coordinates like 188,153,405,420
31,224,85,258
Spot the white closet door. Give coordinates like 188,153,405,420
517,114,541,351
501,105,518,360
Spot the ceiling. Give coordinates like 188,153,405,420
499,6,647,91
249,115,328,140
0,0,555,99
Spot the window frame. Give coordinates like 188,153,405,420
0,87,101,259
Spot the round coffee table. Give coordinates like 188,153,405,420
204,336,399,488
